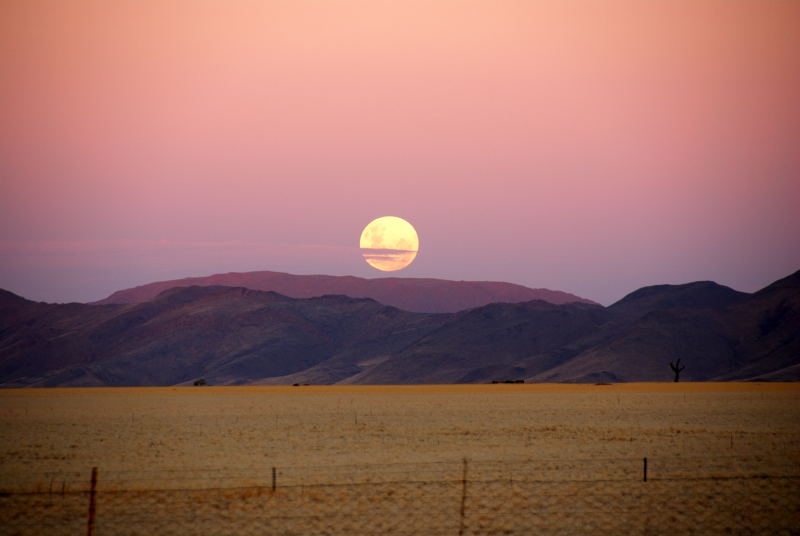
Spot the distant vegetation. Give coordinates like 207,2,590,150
670,359,686,382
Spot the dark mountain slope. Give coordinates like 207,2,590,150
343,301,609,384
0,286,447,387
531,308,739,382
94,270,595,313
1,270,798,386
715,269,800,381
0,290,121,383
608,281,749,321
266,272,798,385
534,272,799,383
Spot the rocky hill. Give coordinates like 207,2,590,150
93,270,596,312
1,270,798,386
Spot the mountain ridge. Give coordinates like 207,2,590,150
93,270,596,313
1,269,798,386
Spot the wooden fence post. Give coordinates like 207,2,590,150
458,458,468,536
87,467,97,536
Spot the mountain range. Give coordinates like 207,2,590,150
1,269,798,386
94,270,596,312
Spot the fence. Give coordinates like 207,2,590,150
1,455,797,535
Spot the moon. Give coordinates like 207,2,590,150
359,216,419,271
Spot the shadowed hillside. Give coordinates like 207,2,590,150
1,270,798,386
0,287,447,387
93,271,596,313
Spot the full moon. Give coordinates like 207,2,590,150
359,216,419,272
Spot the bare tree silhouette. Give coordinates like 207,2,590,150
669,359,685,382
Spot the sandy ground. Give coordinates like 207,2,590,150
1,383,798,534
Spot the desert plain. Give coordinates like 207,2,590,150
1,382,798,535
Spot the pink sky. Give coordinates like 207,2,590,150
1,0,798,305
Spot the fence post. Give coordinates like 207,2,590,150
643,457,648,482
87,467,97,536
272,466,277,492
458,458,468,536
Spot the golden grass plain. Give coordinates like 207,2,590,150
1,383,798,535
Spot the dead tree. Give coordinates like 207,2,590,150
670,359,685,382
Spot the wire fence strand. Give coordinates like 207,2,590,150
1,456,798,535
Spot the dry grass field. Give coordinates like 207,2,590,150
1,383,798,535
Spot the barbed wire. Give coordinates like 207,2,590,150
1,455,797,535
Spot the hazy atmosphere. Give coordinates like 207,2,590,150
2,0,798,305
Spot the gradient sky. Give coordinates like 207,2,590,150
1,0,798,306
